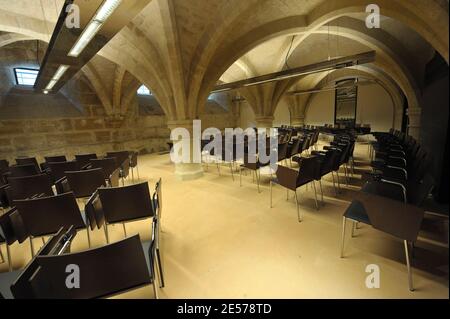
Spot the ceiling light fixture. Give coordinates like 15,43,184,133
45,65,70,91
211,51,375,94
68,0,122,57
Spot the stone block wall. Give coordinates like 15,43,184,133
0,103,171,163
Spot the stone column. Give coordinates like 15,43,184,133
167,119,204,181
407,107,422,140
291,116,305,127
255,116,274,128
394,108,404,131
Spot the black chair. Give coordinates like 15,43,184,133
85,190,106,233
106,151,130,166
239,153,271,193
0,233,5,267
11,232,158,299
108,167,121,187
63,168,106,199
0,160,9,184
75,154,97,169
13,192,90,256
10,226,76,299
90,158,118,180
286,138,301,166
98,182,155,243
44,155,67,163
16,157,40,173
107,152,131,185
151,192,164,288
0,206,29,272
47,161,80,182
130,152,140,182
41,156,68,171
7,174,54,202
8,164,40,178
270,156,320,222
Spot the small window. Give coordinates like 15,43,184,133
137,85,151,95
14,68,39,86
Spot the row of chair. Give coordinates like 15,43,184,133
0,180,164,295
269,134,356,221
341,129,436,292
0,151,140,210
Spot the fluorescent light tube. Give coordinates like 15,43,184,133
68,0,122,57
94,0,122,22
53,65,70,81
45,79,58,91
45,65,69,91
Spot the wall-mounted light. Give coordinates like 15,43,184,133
45,65,70,91
68,0,122,57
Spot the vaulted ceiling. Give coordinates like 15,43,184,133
0,0,448,123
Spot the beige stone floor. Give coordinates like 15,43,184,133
1,142,448,299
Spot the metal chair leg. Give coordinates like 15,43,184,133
229,163,235,181
340,217,346,258
151,255,159,299
123,223,127,238
404,240,414,291
256,170,261,193
104,224,110,244
312,181,319,210
319,179,324,204
131,168,135,183
7,244,12,272
30,237,35,258
286,189,289,200
156,248,165,288
239,168,242,187
295,190,302,222
0,245,4,264
86,228,92,248
270,181,273,208
351,221,356,237
331,172,338,196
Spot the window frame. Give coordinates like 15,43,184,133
14,67,39,86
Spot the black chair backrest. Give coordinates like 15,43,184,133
275,165,298,190
9,164,40,178
408,174,435,207
66,168,106,198
0,159,9,171
98,182,154,224
0,207,22,245
16,158,40,172
106,151,130,166
75,154,98,169
130,152,138,168
85,191,105,231
109,168,120,187
31,235,151,299
278,143,288,161
45,156,67,163
297,156,319,185
13,192,86,238
10,226,77,299
9,174,54,201
153,179,162,218
90,158,117,179
362,180,406,203
48,161,80,182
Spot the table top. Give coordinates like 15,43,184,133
353,192,424,242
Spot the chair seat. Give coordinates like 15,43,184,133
343,200,371,225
